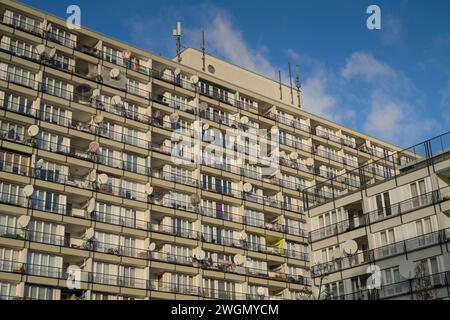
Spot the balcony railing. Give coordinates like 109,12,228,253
311,229,448,277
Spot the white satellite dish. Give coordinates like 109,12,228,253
91,89,100,98
191,194,200,205
169,113,179,123
148,242,156,251
233,254,245,265
122,51,131,59
342,240,358,255
190,75,199,84
174,68,181,76
197,249,206,260
86,198,96,214
36,44,46,56
93,115,104,124
17,215,31,228
243,182,253,193
399,260,417,279
240,231,247,240
23,185,34,197
257,287,265,296
240,116,249,125
110,68,120,79
85,228,95,239
111,95,122,106
27,125,39,137
199,102,208,111
203,123,210,130
47,47,56,59
306,158,314,166
145,183,153,195
88,141,100,153
35,158,44,169
89,169,97,181
97,173,108,185
290,152,299,160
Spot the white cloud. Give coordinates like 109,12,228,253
381,14,404,46
341,52,396,80
342,52,439,146
199,14,278,79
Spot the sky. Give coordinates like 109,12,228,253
22,0,450,147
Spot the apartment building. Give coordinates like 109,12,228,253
305,134,450,300
0,0,423,300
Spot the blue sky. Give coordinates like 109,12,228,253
23,0,450,147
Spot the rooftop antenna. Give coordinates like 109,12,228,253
295,64,302,109
288,62,294,104
172,21,182,63
278,70,283,100
201,30,206,72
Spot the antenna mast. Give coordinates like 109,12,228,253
172,21,182,63
278,70,283,100
295,64,302,109
288,63,294,104
202,31,206,72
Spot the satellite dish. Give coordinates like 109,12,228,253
35,158,44,169
97,173,108,185
148,242,156,251
46,23,53,31
240,231,247,240
191,194,200,205
93,115,104,123
196,249,206,260
190,75,199,84
89,169,97,181
240,116,249,125
86,198,95,214
88,141,100,153
47,47,56,59
145,183,153,195
306,158,314,166
122,51,131,59
23,185,34,197
91,89,100,98
203,123,210,130
399,261,417,279
111,95,122,106
342,240,358,255
257,287,265,296
233,254,244,265
36,44,46,56
110,68,120,79
290,152,299,160
17,215,31,228
169,113,179,123
243,182,253,193
199,102,208,111
174,68,181,76
27,125,39,137
85,228,94,239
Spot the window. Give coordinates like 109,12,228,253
43,78,72,100
31,189,63,214
0,182,19,205
47,26,76,48
102,46,121,65
0,120,25,142
2,92,33,115
0,214,17,236
0,247,15,272
28,220,59,245
0,281,17,300
375,192,391,219
27,252,58,277
203,278,236,299
245,209,264,227
24,285,53,300
36,131,69,153
0,150,29,176
410,179,427,208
